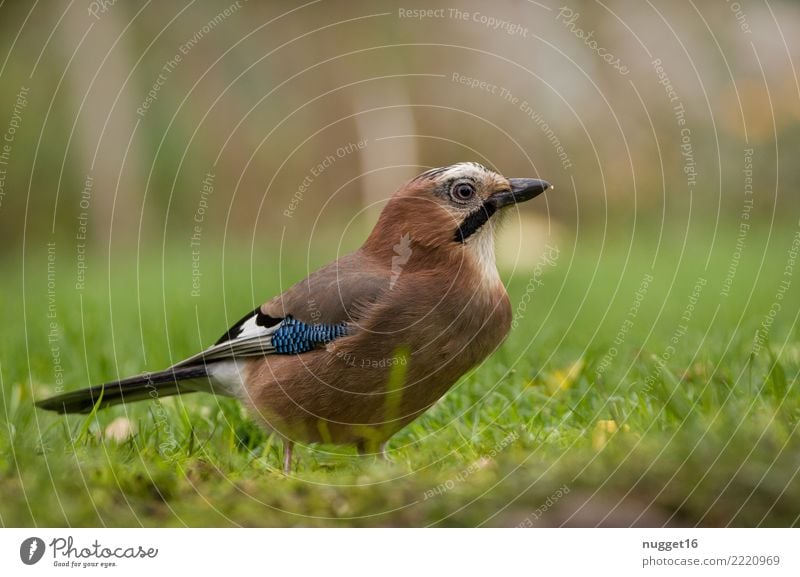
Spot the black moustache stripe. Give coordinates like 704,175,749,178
454,201,496,243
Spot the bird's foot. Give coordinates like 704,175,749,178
282,439,294,475
379,441,393,462
356,440,393,463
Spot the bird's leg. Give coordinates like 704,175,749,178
379,441,391,462
357,440,392,462
282,439,294,474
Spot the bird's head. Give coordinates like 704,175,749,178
364,162,551,271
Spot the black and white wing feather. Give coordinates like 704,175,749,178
174,308,348,367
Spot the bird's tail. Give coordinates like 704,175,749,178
35,365,211,414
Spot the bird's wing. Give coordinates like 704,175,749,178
175,250,390,367
175,312,349,367
260,250,391,324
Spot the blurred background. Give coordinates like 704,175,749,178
0,0,797,263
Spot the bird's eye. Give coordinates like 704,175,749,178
451,182,476,202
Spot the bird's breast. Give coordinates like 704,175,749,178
240,260,513,446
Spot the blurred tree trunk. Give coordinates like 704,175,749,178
60,1,144,245
354,80,419,224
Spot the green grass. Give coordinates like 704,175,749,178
2,225,799,527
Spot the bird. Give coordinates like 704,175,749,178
36,162,551,473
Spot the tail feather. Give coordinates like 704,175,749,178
35,365,210,414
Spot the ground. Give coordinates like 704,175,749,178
2,225,798,527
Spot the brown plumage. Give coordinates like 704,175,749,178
36,162,550,472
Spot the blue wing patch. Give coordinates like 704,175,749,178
272,316,349,354
175,313,349,367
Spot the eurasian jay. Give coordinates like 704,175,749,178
37,162,551,473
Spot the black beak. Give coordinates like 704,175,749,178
490,178,551,208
